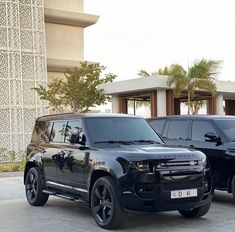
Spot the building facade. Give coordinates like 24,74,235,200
101,76,235,117
0,0,98,159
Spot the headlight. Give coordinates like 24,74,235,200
135,161,150,172
201,157,208,168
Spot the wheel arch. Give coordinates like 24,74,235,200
24,161,44,184
88,169,116,202
24,151,44,184
227,169,235,193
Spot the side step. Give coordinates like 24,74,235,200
43,190,56,195
43,190,86,203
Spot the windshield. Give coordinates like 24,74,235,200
215,119,235,141
85,117,163,144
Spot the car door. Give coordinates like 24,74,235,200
56,119,87,191
189,120,226,185
42,120,67,182
162,119,191,148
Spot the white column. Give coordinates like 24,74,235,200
157,89,167,116
111,95,119,113
216,93,224,115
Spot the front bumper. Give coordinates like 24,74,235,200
120,185,211,212
119,168,212,212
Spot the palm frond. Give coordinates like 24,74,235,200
138,69,150,77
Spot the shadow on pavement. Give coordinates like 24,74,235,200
212,191,235,205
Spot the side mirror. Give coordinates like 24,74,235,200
69,132,86,145
205,132,221,143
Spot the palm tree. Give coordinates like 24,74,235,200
185,100,206,115
167,59,222,114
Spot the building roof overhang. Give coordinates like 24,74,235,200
47,58,96,72
44,8,99,28
101,76,235,99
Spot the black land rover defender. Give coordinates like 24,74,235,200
24,113,211,229
147,115,235,197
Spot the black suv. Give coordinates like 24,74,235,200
24,113,211,229
148,115,235,197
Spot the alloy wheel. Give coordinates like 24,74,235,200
26,172,38,202
92,183,113,224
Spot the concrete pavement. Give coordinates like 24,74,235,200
0,176,235,232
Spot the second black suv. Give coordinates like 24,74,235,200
148,115,235,197
24,113,211,229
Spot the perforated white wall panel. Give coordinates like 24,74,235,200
0,0,48,158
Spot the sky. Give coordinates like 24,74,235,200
84,0,235,82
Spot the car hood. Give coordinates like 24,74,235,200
96,144,205,161
224,142,235,154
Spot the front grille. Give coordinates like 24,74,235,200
154,159,203,191
156,160,199,169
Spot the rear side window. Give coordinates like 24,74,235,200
31,120,52,142
148,119,166,135
50,121,67,143
191,120,217,141
65,120,84,144
166,120,190,140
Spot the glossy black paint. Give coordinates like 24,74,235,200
25,113,211,212
147,115,235,193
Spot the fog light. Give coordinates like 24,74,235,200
204,181,209,192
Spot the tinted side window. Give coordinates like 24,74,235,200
149,119,166,135
65,120,85,144
31,120,52,142
191,120,217,141
167,120,190,140
50,121,67,143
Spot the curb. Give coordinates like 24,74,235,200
0,172,23,178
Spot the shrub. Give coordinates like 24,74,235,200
0,148,26,172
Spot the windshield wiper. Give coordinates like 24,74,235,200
94,140,135,145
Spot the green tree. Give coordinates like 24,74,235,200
33,62,116,113
167,59,222,114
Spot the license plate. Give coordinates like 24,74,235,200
171,189,197,199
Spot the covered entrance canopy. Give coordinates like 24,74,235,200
101,76,235,117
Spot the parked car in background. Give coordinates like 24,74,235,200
147,115,235,197
24,113,211,229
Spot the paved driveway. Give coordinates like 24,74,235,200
0,176,235,232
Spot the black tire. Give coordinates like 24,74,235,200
25,167,49,206
179,200,211,218
90,176,127,229
232,175,235,198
